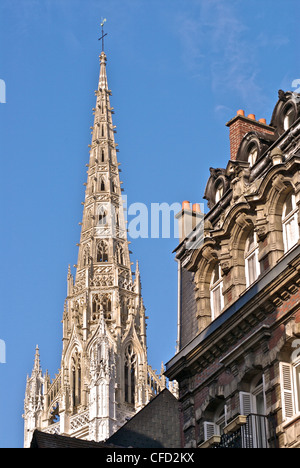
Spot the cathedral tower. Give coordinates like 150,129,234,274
23,46,166,448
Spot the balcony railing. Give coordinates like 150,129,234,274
214,414,270,449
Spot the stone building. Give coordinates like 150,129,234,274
23,49,166,448
165,90,300,448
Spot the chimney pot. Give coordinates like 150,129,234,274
192,203,201,213
259,118,267,124
237,109,245,116
247,114,256,120
182,200,191,211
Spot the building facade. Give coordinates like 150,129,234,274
23,50,166,448
165,90,300,448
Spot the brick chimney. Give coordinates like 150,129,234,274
226,110,275,161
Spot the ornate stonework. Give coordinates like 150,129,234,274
23,51,166,448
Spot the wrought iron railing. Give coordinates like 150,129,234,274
214,414,270,448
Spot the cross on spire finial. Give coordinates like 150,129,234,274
99,18,107,52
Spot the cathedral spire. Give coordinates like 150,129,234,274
75,46,131,285
24,40,166,446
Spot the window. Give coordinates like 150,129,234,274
102,294,112,320
203,404,227,442
280,362,296,420
239,376,267,448
100,178,105,191
245,231,260,287
98,207,107,225
71,351,81,409
97,240,108,262
248,145,258,167
280,355,300,421
283,106,294,131
210,264,224,320
282,193,298,252
124,344,136,405
204,421,219,441
215,183,224,203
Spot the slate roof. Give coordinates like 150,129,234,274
30,430,118,449
106,389,181,448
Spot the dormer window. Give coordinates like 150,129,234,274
215,183,224,203
283,106,294,131
248,145,258,167
210,264,224,320
282,193,298,252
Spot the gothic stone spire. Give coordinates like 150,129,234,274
24,47,166,447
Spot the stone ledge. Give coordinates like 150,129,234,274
199,435,221,448
223,415,247,434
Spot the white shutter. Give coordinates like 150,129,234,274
280,362,295,420
204,421,218,441
239,391,252,416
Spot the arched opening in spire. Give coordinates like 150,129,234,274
71,350,81,410
98,206,107,225
97,240,108,262
100,177,106,191
124,344,136,405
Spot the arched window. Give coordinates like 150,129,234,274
282,193,298,252
248,144,258,167
245,231,260,287
101,149,105,162
283,106,295,131
215,183,224,203
203,402,227,442
210,264,224,320
71,351,81,409
97,241,108,262
100,178,105,191
92,294,101,321
124,344,136,405
98,206,107,225
102,294,112,320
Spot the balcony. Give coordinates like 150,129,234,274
210,414,276,449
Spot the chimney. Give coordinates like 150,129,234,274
226,110,275,161
176,201,203,243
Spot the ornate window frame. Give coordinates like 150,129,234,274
244,231,260,287
282,193,299,253
210,264,224,320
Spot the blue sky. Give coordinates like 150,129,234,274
0,0,298,448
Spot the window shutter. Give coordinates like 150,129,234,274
239,391,252,416
204,421,218,441
280,362,295,420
